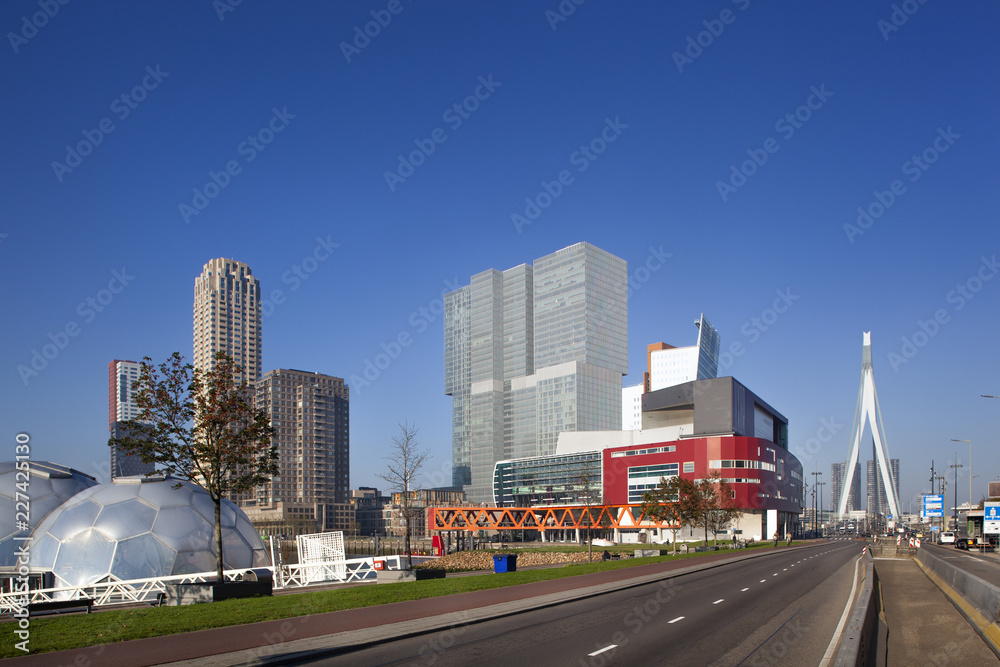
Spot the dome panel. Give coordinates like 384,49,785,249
31,533,60,570
53,528,115,588
111,534,177,581
222,532,252,568
47,499,101,541
95,500,157,540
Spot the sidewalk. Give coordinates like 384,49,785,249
876,558,999,665
3,547,796,667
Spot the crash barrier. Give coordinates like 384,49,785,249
916,548,1000,656
834,549,888,667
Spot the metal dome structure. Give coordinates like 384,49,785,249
0,461,97,571
29,476,268,588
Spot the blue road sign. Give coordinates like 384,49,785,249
923,494,944,518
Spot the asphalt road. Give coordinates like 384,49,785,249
306,542,862,667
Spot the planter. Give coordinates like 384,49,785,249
376,569,447,583
163,577,272,606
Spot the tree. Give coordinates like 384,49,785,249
694,472,741,547
376,422,430,569
576,468,604,562
641,476,696,555
108,352,277,581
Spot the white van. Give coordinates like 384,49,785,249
940,531,956,544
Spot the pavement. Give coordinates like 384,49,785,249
5,541,998,666
876,558,999,665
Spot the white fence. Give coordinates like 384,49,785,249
0,555,403,614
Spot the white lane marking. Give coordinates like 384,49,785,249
741,587,750,592
783,568,788,571
820,553,864,666
760,579,766,583
713,599,724,604
772,573,778,576
669,616,685,624
589,645,617,657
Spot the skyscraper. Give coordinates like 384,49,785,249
242,368,350,536
193,258,262,385
867,458,901,516
445,242,628,505
831,461,861,513
647,314,721,391
108,359,155,479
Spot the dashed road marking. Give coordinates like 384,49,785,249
713,599,724,605
741,587,750,592
669,616,685,624
589,645,617,657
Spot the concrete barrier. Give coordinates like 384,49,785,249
834,550,888,667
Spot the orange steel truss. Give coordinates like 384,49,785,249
429,505,677,532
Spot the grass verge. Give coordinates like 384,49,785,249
2,543,781,658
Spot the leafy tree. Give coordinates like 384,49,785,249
108,352,277,581
377,421,430,569
641,476,696,555
694,472,741,546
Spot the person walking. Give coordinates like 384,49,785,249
773,530,779,547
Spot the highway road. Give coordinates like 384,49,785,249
308,541,863,667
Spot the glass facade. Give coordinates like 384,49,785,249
445,243,627,505
493,452,602,507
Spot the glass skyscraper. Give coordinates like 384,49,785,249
445,242,628,505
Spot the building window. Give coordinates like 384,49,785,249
683,462,694,473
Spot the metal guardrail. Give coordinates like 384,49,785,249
0,555,404,613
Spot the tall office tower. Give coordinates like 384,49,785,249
243,369,350,536
193,258,262,385
867,458,901,516
445,242,628,505
108,359,155,479
647,315,721,391
831,461,862,514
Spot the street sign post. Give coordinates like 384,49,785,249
984,502,1000,534
922,495,944,518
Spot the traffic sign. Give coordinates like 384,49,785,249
985,502,1000,534
922,494,944,518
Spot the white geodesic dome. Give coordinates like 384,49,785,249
0,461,97,570
29,476,268,587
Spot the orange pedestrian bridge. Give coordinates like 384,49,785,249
429,504,677,537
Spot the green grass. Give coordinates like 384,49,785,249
1,543,782,658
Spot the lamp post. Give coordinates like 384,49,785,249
817,481,826,536
952,438,972,508
811,469,822,537
950,459,963,531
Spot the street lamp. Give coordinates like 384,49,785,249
817,481,826,536
951,438,972,508
811,469,822,537
950,458,963,531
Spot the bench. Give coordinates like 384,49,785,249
28,598,95,617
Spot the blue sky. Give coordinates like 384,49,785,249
1,1,997,516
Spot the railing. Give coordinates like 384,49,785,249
0,555,404,613
278,555,402,588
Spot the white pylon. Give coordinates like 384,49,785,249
838,332,900,519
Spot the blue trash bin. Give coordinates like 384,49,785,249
493,554,517,573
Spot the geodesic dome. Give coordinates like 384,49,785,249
29,476,268,588
0,461,97,570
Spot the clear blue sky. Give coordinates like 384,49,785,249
2,1,997,516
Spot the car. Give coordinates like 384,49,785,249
940,531,956,544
